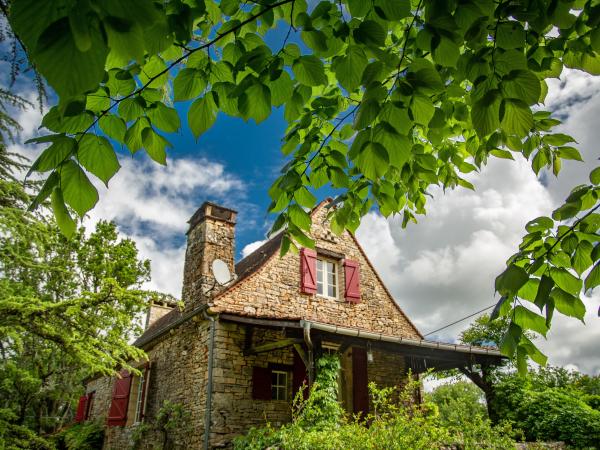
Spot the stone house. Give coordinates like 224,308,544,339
80,200,503,449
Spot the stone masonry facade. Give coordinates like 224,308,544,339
212,202,421,338
85,201,425,449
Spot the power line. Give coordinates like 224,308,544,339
423,303,496,337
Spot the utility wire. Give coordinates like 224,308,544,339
423,303,496,337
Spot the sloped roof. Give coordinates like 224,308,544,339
134,233,283,348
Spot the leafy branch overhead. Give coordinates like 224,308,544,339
8,0,600,369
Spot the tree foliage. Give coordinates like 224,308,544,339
7,0,600,367
0,153,153,438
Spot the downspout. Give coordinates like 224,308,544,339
203,311,217,450
303,321,314,386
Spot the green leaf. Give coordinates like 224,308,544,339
346,0,370,16
173,68,207,101
334,46,367,92
472,90,501,136
288,204,311,231
373,122,411,169
496,22,526,49
51,187,76,237
550,267,582,296
501,99,533,137
572,241,593,276
354,20,386,47
301,30,328,52
147,103,181,133
355,142,389,180
269,72,294,107
513,305,548,337
374,0,410,20
188,94,218,139
490,296,511,320
525,216,554,233
585,262,600,291
550,288,586,321
139,55,168,89
501,70,541,105
119,97,145,122
293,56,327,86
124,118,150,152
238,82,271,124
32,18,108,99
29,171,60,212
517,278,540,302
496,264,529,296
78,134,121,185
544,133,576,146
142,128,170,165
410,94,434,125
354,99,381,129
380,104,412,134
500,322,522,357
30,137,76,173
432,36,460,68
534,274,555,311
557,147,583,161
294,187,317,209
59,160,99,216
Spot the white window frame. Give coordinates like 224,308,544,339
271,370,288,401
317,258,338,299
134,372,146,423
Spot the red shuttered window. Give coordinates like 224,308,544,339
74,395,88,423
300,248,317,294
107,370,132,427
343,259,361,303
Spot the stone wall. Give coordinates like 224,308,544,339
212,202,420,338
209,321,295,447
86,318,414,449
86,319,211,449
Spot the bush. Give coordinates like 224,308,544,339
519,390,600,448
493,373,600,448
233,355,515,450
53,421,104,450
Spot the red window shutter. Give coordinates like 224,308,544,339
300,248,317,294
74,395,88,423
292,348,308,400
352,347,369,417
252,366,272,400
107,370,132,426
344,259,361,303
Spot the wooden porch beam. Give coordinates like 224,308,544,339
247,338,304,355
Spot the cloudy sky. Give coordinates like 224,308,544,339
6,63,600,375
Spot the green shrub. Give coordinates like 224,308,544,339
234,355,515,450
54,421,104,450
0,422,56,450
519,390,600,448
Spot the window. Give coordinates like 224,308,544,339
317,259,337,298
134,372,146,423
271,370,288,401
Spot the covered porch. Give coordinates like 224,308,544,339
219,314,506,417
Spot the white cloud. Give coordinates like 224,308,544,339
355,68,600,375
6,95,246,298
241,239,267,258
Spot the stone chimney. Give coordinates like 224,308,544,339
182,202,237,310
145,294,178,329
